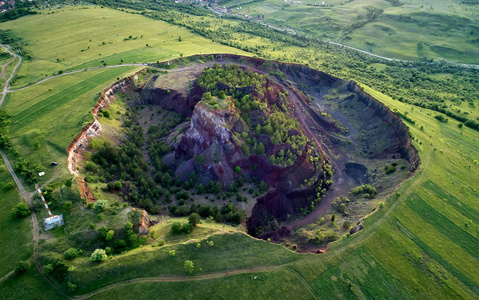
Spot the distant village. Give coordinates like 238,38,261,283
0,0,17,13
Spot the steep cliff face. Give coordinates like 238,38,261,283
346,81,420,170
67,70,144,201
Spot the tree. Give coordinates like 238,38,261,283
188,213,201,226
90,249,108,262
184,260,194,275
255,142,265,155
12,202,31,218
234,166,241,174
178,36,182,42
64,179,72,187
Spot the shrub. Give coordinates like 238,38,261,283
64,248,79,260
1,181,14,190
169,250,176,257
105,230,115,241
93,199,108,211
15,260,31,273
434,115,448,123
43,263,54,274
102,110,111,118
63,201,72,211
12,202,31,218
385,165,397,174
171,222,193,234
184,260,194,275
67,282,77,292
188,213,201,226
90,249,107,262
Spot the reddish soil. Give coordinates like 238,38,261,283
66,70,147,202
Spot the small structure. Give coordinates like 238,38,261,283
35,184,65,231
44,215,64,231
38,172,45,177
50,161,58,166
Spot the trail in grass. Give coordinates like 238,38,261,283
74,266,288,300
0,44,22,106
0,270,14,285
8,62,220,93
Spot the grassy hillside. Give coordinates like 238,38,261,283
0,6,249,88
219,0,479,63
0,4,478,300
4,66,142,186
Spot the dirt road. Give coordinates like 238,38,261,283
0,44,22,106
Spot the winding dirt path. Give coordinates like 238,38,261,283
0,44,22,106
74,266,292,299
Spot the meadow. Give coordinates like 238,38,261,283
220,0,479,63
0,4,478,299
0,6,249,88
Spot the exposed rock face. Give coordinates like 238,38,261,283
178,102,238,158
134,209,153,235
67,70,145,201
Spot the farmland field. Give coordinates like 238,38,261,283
0,3,478,300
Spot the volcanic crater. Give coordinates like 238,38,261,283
73,54,419,249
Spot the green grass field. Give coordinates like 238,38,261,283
221,0,479,63
4,66,143,186
0,4,478,299
0,6,249,88
0,160,32,278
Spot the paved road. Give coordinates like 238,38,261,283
0,44,22,106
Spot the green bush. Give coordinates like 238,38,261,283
171,221,193,234
102,110,111,118
11,202,31,218
184,260,194,275
188,213,201,226
15,260,31,273
90,249,108,262
64,248,79,260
